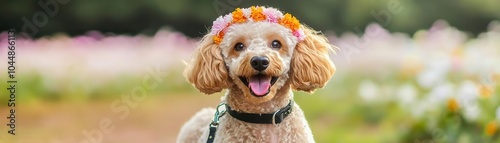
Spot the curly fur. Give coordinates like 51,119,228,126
184,35,231,94
290,27,336,92
178,20,336,143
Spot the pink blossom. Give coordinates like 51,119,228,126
263,8,283,23
210,14,233,35
293,29,306,41
211,16,226,35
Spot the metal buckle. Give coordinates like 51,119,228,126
271,109,281,125
210,103,227,127
207,103,227,143
271,100,293,125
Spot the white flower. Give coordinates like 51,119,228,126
242,8,252,21
358,80,378,102
463,105,481,122
416,58,450,89
457,80,478,103
416,82,454,115
427,82,454,104
396,83,417,106
410,101,429,119
457,80,480,121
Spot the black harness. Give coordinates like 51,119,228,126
206,100,294,143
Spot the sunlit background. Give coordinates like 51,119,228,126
1,0,499,143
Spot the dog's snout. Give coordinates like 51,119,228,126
250,56,269,71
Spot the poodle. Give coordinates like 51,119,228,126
177,6,336,143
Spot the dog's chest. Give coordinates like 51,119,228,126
270,129,278,143
214,115,301,143
218,123,283,142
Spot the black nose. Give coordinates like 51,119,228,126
250,56,269,71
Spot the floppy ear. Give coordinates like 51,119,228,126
184,34,230,94
290,26,336,92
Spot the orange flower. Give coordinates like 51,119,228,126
279,13,300,31
486,121,498,136
232,8,246,23
250,6,266,22
447,98,459,112
213,33,224,45
478,84,493,99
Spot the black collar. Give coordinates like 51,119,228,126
226,100,293,124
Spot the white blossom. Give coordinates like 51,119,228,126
358,80,378,102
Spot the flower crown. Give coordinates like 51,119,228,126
211,6,305,45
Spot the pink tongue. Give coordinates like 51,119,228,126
248,75,271,96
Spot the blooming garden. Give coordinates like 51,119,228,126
0,20,499,142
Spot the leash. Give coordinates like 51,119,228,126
207,103,226,143
206,100,294,143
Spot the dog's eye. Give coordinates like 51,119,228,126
271,40,282,49
234,43,245,51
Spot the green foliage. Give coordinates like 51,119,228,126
2,0,499,37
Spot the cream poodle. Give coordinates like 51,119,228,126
177,6,336,143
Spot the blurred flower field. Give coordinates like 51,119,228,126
0,20,499,143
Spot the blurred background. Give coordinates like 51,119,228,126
0,0,499,142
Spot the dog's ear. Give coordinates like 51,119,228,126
184,34,230,94
290,26,336,92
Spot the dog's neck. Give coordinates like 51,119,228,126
224,84,293,114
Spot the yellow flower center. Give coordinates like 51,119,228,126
447,98,459,112
486,121,498,136
478,84,493,99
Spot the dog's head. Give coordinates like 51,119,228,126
185,6,336,103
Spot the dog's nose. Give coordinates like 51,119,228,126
250,56,269,71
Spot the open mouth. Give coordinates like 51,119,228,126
239,74,278,97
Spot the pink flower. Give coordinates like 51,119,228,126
263,8,283,23
210,16,225,35
211,14,231,35
293,29,306,41
221,15,233,32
